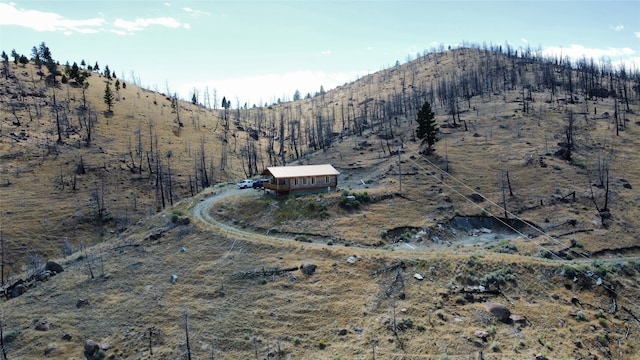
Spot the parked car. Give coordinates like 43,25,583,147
237,179,254,189
252,178,269,189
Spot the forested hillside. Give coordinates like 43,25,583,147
1,41,640,360
0,41,638,275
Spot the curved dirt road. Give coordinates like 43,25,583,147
189,187,298,246
189,187,640,264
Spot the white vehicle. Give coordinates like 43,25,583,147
237,179,254,189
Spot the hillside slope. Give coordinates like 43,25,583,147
1,44,640,359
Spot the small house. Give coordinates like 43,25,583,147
261,164,340,196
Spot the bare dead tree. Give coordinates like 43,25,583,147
590,154,611,228
562,110,575,161
0,226,5,286
52,92,62,144
184,311,192,360
0,317,8,360
166,151,174,206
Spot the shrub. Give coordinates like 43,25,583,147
538,249,554,259
561,265,580,279
318,339,328,349
575,311,587,321
397,318,414,330
171,209,184,223
481,268,516,287
597,333,608,345
294,234,311,243
339,191,370,209
493,239,518,254
3,330,18,343
598,317,607,327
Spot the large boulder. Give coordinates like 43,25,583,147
485,302,511,323
10,283,27,298
83,339,102,360
34,318,50,331
45,260,64,274
300,263,317,275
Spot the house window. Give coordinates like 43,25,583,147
311,177,316,185
294,178,298,185
325,176,330,183
303,177,307,185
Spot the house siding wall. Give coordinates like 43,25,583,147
266,174,338,195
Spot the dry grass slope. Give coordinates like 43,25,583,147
0,46,639,359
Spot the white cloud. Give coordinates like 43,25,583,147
110,29,130,36
176,70,364,106
113,17,182,33
321,50,332,55
542,44,637,69
635,32,640,38
0,2,105,33
521,38,528,44
542,44,634,60
611,24,624,31
182,6,208,17
0,2,188,35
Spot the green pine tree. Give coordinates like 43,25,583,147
416,101,439,154
104,82,114,112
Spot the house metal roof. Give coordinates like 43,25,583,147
265,164,340,178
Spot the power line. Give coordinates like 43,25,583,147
404,150,639,312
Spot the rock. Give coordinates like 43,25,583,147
84,339,100,359
10,284,27,298
44,345,57,356
485,302,511,323
35,270,52,282
76,299,90,308
347,256,357,264
337,329,347,336
62,333,73,341
413,273,424,280
45,260,64,274
34,318,50,331
300,263,317,275
145,228,164,241
509,314,529,327
474,330,490,340
469,193,485,203
169,274,178,283
173,216,190,226
571,296,582,307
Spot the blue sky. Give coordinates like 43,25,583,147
1,1,639,106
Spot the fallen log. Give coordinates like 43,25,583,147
233,266,299,279
372,261,406,275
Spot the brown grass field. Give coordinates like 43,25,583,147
1,46,639,359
